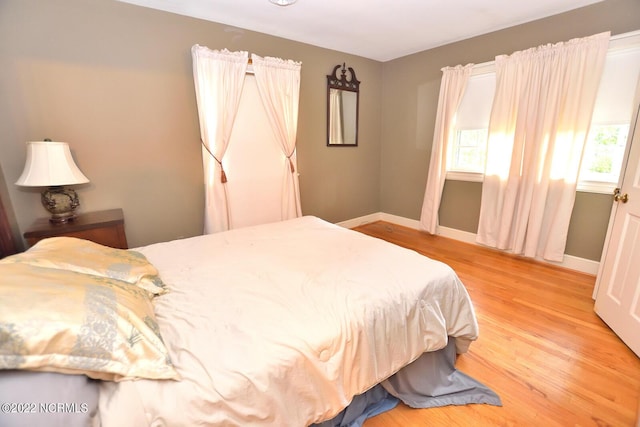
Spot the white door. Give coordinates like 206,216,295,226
594,103,640,358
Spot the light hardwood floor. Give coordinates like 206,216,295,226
352,221,640,427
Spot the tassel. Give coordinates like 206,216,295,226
220,168,228,183
289,158,295,173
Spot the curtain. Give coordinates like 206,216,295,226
476,32,610,261
420,65,473,234
329,89,344,144
191,46,248,234
251,54,303,219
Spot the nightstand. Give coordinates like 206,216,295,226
24,208,128,249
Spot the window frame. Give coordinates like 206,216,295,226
444,30,640,194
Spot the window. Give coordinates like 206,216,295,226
578,40,640,192
446,31,640,193
449,129,487,173
579,124,630,189
225,75,287,228
447,68,494,181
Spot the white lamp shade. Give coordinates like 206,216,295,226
15,141,89,187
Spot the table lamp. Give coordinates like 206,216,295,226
15,140,90,223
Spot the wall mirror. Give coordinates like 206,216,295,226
327,63,360,146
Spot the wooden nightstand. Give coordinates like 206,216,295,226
24,208,128,249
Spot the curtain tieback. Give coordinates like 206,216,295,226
201,139,228,183
287,149,296,173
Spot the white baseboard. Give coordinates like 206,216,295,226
336,213,384,229
338,212,599,275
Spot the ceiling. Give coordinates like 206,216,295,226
117,0,604,62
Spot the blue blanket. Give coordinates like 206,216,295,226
313,338,502,427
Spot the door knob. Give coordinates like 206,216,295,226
613,187,629,203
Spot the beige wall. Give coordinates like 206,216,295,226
0,0,382,248
381,0,640,261
1,0,637,261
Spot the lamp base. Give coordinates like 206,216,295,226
41,186,80,223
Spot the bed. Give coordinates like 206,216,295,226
0,211,500,426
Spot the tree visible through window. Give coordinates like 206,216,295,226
580,124,629,184
449,129,487,173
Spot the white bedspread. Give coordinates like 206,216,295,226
98,216,478,426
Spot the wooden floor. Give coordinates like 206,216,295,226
352,221,640,427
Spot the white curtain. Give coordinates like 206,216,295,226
476,32,610,261
420,64,473,234
191,46,248,234
329,89,343,144
251,54,302,219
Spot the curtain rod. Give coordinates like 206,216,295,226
470,30,640,76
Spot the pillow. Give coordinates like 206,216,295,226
0,237,167,295
0,263,179,381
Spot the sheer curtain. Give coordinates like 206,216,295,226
476,32,610,261
329,89,343,144
420,65,473,234
191,46,248,234
251,54,302,219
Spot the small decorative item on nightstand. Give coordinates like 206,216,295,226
15,139,89,223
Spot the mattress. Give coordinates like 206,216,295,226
98,216,479,426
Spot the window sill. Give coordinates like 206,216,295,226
445,171,484,182
576,181,617,195
445,172,616,195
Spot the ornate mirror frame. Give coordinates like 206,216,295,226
327,63,360,147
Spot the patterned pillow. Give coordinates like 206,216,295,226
0,263,179,381
0,237,167,295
